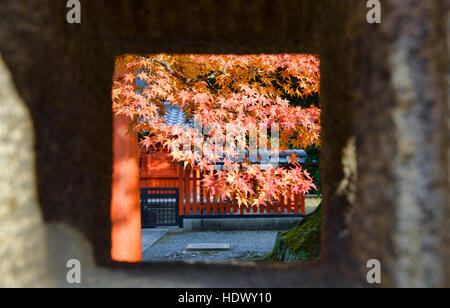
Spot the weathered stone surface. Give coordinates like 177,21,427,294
0,0,448,287
350,0,449,287
0,56,48,287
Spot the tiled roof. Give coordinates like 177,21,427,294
162,102,194,128
160,103,308,166
211,149,307,169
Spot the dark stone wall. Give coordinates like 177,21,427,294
0,0,326,268
0,0,448,287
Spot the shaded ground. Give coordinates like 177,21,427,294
142,231,279,262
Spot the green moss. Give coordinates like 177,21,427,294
266,204,321,263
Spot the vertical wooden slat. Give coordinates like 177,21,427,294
240,199,245,215
199,170,202,214
139,151,143,175
293,193,298,213
213,193,218,214
226,197,231,214
287,192,292,213
217,196,221,214
220,195,224,214
206,168,214,214
199,169,203,215
146,153,151,175
199,169,203,214
223,197,226,214
193,168,198,215
222,197,227,214
223,197,228,214
294,193,300,214
140,151,144,175
244,200,249,214
251,197,257,214
206,184,211,215
218,196,223,214
179,164,184,216
189,168,193,215
184,167,190,215
199,170,208,214
144,152,148,175
233,193,239,214
287,194,293,214
215,194,220,214
284,194,289,214
140,150,144,175
280,195,285,214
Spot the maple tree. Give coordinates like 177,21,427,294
113,54,320,207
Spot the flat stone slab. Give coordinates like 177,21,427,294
141,229,168,252
185,243,231,252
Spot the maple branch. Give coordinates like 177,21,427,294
142,56,226,85
236,64,278,79
152,58,187,81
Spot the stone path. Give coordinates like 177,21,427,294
141,229,169,252
142,231,279,262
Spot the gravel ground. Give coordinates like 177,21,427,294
142,231,279,262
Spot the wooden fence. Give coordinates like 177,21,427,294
178,165,305,216
139,150,306,217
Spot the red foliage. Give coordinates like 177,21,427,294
113,54,320,207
